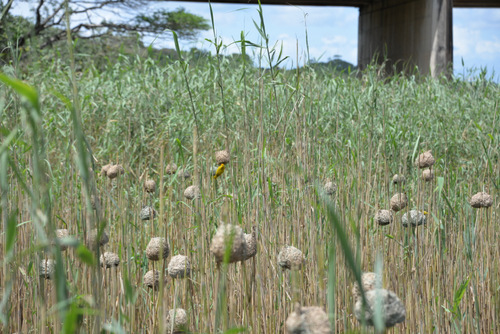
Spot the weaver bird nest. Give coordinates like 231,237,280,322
215,150,230,165
352,272,382,300
166,163,178,175
470,192,493,208
392,174,406,184
143,269,161,290
140,206,157,221
354,289,406,329
39,259,56,279
415,150,435,169
422,169,434,182
106,164,124,179
168,255,191,279
100,252,120,268
285,303,331,334
374,210,393,226
278,245,305,271
146,237,170,261
165,308,188,334
402,210,427,227
183,185,201,200
54,229,69,251
210,224,247,263
144,179,156,193
324,181,337,196
390,193,407,212
86,229,109,249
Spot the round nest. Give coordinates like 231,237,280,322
165,308,188,333
470,192,493,208
101,163,112,177
354,289,406,328
390,193,407,212
143,269,161,290
415,150,435,169
39,259,56,279
54,229,69,251
166,163,178,175
285,303,331,334
86,228,109,249
324,181,337,196
278,245,305,271
177,168,191,179
402,210,427,227
210,224,247,263
351,272,382,300
183,185,201,200
144,179,156,193
146,237,170,261
106,164,124,179
422,169,434,182
140,206,157,221
168,255,191,279
374,210,393,226
392,174,406,184
242,227,257,261
100,252,120,268
215,150,230,165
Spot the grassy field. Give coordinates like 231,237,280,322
0,28,499,333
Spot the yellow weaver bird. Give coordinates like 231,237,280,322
214,163,225,179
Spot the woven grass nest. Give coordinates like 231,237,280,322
143,269,161,290
86,228,109,249
210,224,247,263
351,272,382,300
140,206,157,221
165,308,188,334
470,192,493,208
106,164,125,179
415,150,435,169
374,210,393,226
402,210,427,227
278,245,305,271
54,229,69,251
354,289,406,329
422,169,434,182
146,237,170,261
392,174,406,184
183,185,201,200
168,255,191,279
100,252,120,268
144,179,156,193
324,181,337,196
39,259,56,279
166,163,178,175
215,150,230,165
285,303,331,334
390,193,407,212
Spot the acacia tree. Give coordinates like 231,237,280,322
0,0,210,49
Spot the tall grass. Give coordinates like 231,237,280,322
0,7,499,333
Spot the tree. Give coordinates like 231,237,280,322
0,0,210,50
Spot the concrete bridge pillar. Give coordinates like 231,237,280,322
358,0,453,77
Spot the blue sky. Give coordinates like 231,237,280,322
12,2,500,79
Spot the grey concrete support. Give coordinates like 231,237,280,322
358,0,453,76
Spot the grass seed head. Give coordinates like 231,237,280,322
354,289,406,328
87,228,109,249
215,150,230,165
352,272,382,300
390,193,407,212
168,255,191,279
166,163,178,175
470,192,493,208
146,237,170,261
144,179,156,193
392,174,406,184
140,206,157,221
402,210,427,227
422,169,434,182
415,150,435,169
183,185,201,200
165,308,188,333
375,210,393,226
39,259,56,279
278,245,305,271
285,303,331,334
143,269,161,290
210,224,247,263
100,252,120,268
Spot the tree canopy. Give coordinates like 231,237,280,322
0,0,210,51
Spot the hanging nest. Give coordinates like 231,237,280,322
392,174,406,184
140,206,157,221
422,169,434,182
86,228,109,249
166,163,178,175
324,181,337,196
351,272,382,300
106,164,124,179
143,269,161,290
210,224,247,263
470,192,493,208
285,303,331,334
415,150,435,169
278,245,305,271
165,308,188,334
374,210,393,226
146,237,170,261
177,168,191,179
168,255,191,279
101,163,112,177
354,289,406,329
54,229,70,251
144,179,156,193
215,150,230,165
242,226,257,261
100,252,120,268
183,185,201,200
402,210,427,227
390,193,407,212
39,259,56,279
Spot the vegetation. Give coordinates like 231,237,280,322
0,6,499,334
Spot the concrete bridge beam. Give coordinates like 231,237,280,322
358,0,453,77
